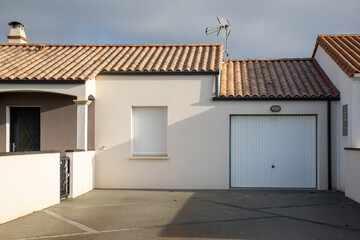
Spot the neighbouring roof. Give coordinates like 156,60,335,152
0,43,222,81
312,34,360,77
218,58,340,100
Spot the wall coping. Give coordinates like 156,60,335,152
65,149,96,153
65,149,86,152
0,150,60,156
344,147,360,151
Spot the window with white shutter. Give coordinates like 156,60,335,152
132,107,167,156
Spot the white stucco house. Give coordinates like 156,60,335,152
0,22,359,223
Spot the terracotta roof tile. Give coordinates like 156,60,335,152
313,34,360,77
0,43,222,80
219,58,340,99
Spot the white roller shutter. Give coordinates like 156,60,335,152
231,115,316,188
132,107,167,155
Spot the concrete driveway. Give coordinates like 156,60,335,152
1,190,360,240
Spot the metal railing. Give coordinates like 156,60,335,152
60,156,70,199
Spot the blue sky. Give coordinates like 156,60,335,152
0,0,359,59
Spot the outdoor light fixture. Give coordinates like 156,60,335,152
270,105,281,112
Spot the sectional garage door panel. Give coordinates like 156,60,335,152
231,116,316,188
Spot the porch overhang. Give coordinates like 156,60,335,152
0,78,96,151
0,78,96,100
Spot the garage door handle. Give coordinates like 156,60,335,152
272,164,275,168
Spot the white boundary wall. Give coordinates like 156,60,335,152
0,152,60,224
345,149,360,203
66,150,95,198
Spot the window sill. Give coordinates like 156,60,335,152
129,155,170,160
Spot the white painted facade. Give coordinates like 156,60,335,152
315,45,360,202
94,74,330,190
315,47,345,190
0,152,60,224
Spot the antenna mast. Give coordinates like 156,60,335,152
205,16,231,59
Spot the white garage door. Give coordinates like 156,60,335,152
231,115,316,188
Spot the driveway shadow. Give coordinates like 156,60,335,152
159,190,360,239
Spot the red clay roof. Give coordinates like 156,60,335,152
0,43,223,80
312,34,360,77
219,58,339,99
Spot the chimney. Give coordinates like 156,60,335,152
7,21,28,44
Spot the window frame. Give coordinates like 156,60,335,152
131,106,168,156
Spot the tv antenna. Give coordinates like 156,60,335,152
205,17,231,59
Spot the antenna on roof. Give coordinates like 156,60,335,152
205,16,231,59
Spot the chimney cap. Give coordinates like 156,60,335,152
8,21,24,28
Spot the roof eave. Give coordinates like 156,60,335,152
98,71,220,76
212,96,340,101
0,79,85,84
